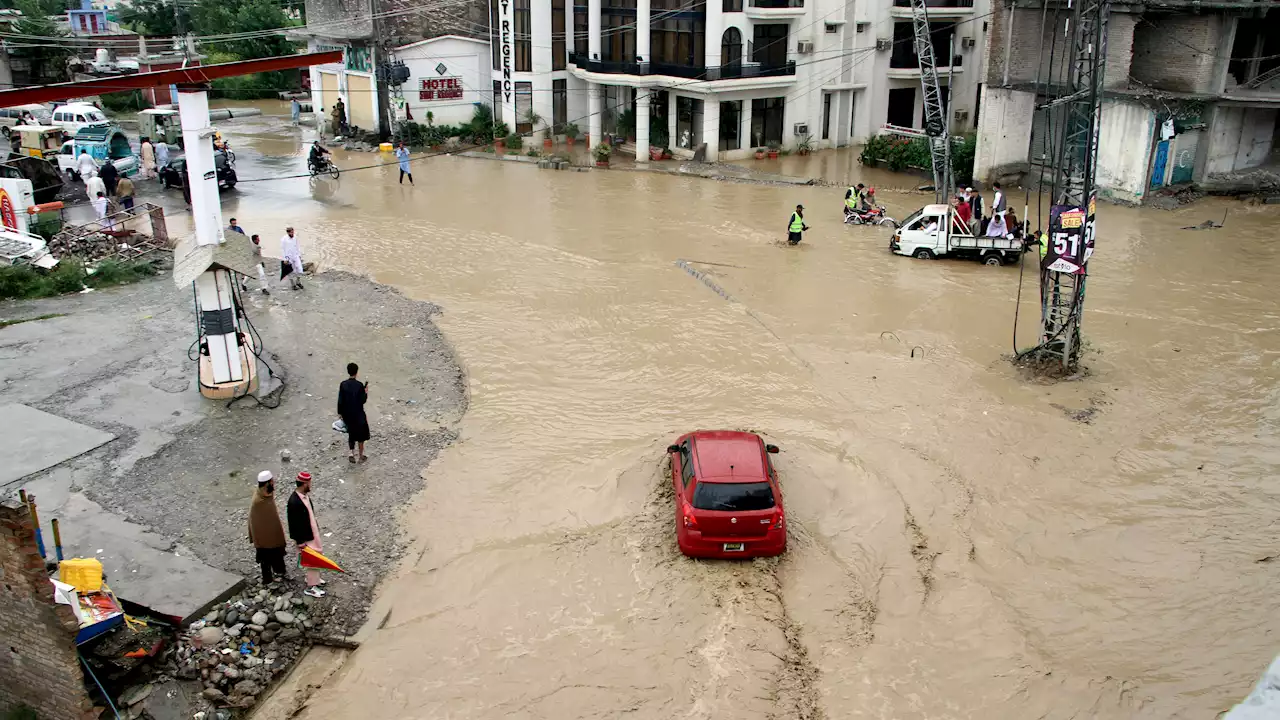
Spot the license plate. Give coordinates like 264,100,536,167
722,543,745,552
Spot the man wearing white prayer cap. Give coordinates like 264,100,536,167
248,470,289,585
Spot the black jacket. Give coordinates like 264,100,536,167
286,491,316,544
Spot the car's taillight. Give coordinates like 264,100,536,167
682,501,699,530
770,510,785,530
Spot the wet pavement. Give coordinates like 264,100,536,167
196,104,1280,718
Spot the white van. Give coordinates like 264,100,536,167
0,104,53,135
889,203,1027,266
51,103,108,136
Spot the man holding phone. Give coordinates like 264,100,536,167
337,362,370,463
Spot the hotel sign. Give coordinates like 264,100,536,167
420,77,463,101
499,0,512,104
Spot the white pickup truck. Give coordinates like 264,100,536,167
889,203,1027,266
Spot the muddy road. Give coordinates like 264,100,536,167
207,107,1280,718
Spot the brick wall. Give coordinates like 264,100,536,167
0,496,97,720
986,3,1134,90
1130,14,1223,93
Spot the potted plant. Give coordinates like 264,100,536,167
505,133,523,151
564,122,580,147
754,147,765,160
650,146,664,161
593,141,612,167
662,147,673,160
797,136,813,156
767,142,780,159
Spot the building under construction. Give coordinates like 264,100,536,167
975,0,1280,202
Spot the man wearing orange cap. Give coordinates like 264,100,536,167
286,471,326,598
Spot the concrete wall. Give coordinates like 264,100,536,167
1130,14,1225,94
0,497,97,720
1205,105,1278,175
398,37,492,127
987,5,1132,90
974,85,1034,180
1096,98,1155,204
304,0,373,39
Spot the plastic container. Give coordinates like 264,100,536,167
379,142,393,153
59,558,103,593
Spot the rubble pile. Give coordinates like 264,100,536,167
113,584,334,718
47,228,126,262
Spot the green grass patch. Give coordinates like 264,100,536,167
0,312,66,329
0,258,158,300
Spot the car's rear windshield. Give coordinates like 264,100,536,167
692,481,776,511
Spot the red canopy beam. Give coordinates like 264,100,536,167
0,51,343,107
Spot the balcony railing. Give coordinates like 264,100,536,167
888,54,963,70
749,0,804,7
892,0,973,7
569,53,796,79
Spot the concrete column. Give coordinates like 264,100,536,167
702,96,720,161
588,0,601,59
667,92,678,148
637,0,651,62
589,82,603,148
636,89,651,161
704,0,722,71
177,88,222,249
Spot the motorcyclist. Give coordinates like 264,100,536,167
861,187,876,213
308,141,331,171
844,183,864,218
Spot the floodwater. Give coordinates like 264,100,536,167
214,106,1280,718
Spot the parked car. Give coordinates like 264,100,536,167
160,150,237,191
667,431,786,559
51,102,108,137
0,104,53,136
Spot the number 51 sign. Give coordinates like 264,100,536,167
1045,200,1096,274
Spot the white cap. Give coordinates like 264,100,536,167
257,470,275,484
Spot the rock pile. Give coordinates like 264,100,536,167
172,585,328,712
47,228,125,262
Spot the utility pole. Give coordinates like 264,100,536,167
909,0,951,203
372,2,391,142
1029,0,1109,372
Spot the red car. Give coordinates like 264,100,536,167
667,431,786,559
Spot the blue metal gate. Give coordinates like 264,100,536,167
1150,140,1170,189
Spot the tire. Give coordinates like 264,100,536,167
878,218,898,228
2,126,10,138
982,252,1003,266
329,165,340,179
913,248,935,260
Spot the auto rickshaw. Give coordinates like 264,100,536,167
137,108,182,147
12,124,64,159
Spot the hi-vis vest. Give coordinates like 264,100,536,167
1038,232,1049,258
846,188,859,209
789,212,805,232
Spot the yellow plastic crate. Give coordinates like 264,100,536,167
59,558,103,593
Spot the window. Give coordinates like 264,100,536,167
849,92,856,137
723,0,741,11
752,24,787,67
552,0,567,69
514,0,532,72
492,80,503,125
680,443,694,486
822,92,831,140
515,81,533,133
887,87,914,127
692,482,776,511
573,4,588,55
553,79,567,129
824,23,838,33
720,27,742,70
602,0,637,63
750,96,784,146
652,16,706,68
719,100,741,151
75,115,86,123
676,95,701,149
491,0,501,68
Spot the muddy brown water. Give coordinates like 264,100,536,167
206,109,1280,718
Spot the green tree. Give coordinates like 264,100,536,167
116,0,190,35
11,0,72,82
190,0,297,59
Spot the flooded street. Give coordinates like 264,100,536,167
214,107,1280,718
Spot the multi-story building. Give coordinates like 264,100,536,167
490,0,992,162
975,0,1280,203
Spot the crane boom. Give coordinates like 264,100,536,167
910,0,951,203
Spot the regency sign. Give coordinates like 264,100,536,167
499,0,513,105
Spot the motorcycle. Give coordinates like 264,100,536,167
844,204,898,228
308,155,340,179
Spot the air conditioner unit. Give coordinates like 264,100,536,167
954,109,970,123
875,38,892,51
797,40,815,54
793,122,809,136
962,36,975,49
